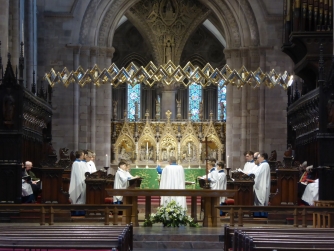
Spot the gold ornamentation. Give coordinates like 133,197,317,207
44,61,293,90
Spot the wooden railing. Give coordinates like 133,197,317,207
216,205,334,228
0,204,132,226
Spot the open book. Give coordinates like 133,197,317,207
236,168,247,174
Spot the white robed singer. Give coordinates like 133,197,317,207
252,159,271,206
159,157,187,209
113,166,130,203
210,170,227,204
69,160,88,204
302,179,319,206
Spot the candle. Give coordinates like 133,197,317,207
146,142,148,154
105,154,108,167
188,142,190,155
227,155,229,169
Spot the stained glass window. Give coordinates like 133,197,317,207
189,83,202,121
127,84,140,120
218,80,227,121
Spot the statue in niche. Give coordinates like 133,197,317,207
170,149,175,157
140,149,145,161
199,101,203,121
112,100,118,120
162,150,168,161
268,150,277,161
176,99,181,119
162,0,176,22
3,88,15,127
149,148,154,160
164,34,174,63
328,93,334,127
211,149,217,159
155,98,160,120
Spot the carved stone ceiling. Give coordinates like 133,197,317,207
127,0,210,65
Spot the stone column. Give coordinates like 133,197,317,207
94,47,112,168
0,0,9,54
259,50,266,153
241,48,248,162
224,49,233,168
10,0,20,66
90,48,97,152
73,48,80,151
24,0,34,91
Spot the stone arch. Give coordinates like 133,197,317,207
79,0,260,63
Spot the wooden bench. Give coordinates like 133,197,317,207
224,225,334,251
0,225,133,251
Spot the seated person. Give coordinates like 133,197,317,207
22,174,34,203
298,162,314,198
25,161,41,201
301,179,319,206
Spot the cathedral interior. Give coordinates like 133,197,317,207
0,0,334,203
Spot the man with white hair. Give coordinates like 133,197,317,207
158,156,186,209
25,161,41,201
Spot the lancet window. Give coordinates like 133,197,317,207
127,84,141,121
189,83,202,121
218,80,227,121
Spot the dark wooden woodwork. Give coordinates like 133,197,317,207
85,170,114,204
270,168,299,206
0,54,52,203
39,167,66,204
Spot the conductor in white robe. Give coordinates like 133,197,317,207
251,152,271,206
69,150,87,204
158,156,187,209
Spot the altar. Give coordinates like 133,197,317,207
129,167,206,189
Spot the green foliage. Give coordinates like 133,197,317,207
143,200,199,227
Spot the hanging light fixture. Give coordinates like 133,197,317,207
44,60,293,90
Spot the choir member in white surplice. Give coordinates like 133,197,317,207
243,151,256,173
302,179,319,206
113,161,130,204
86,150,97,173
69,150,87,204
157,156,187,209
250,152,271,206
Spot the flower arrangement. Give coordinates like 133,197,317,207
143,200,199,227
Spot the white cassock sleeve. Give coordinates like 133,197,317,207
302,179,319,206
209,171,227,203
87,160,97,173
113,168,129,202
243,162,256,173
253,162,271,206
159,164,187,209
69,161,87,204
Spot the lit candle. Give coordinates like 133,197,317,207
105,154,108,167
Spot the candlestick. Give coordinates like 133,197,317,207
105,154,108,167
